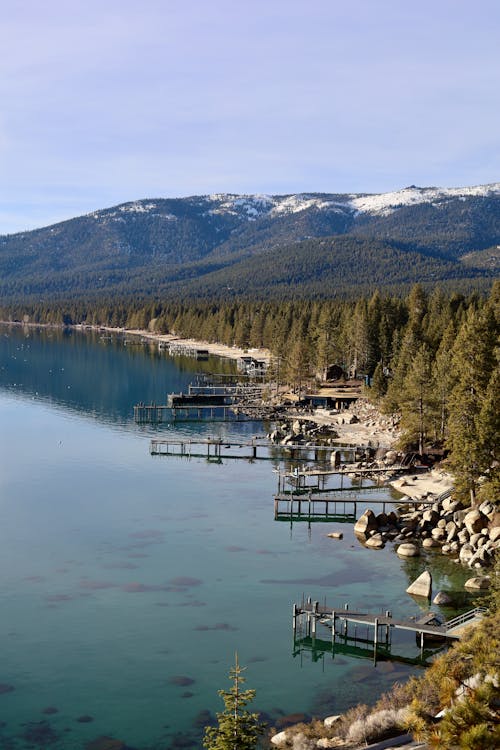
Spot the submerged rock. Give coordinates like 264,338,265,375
433,591,453,605
85,737,127,750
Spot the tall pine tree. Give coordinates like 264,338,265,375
447,305,498,504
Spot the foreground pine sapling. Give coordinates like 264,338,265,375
204,654,266,750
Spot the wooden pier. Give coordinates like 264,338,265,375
149,438,366,463
151,437,272,461
292,599,486,662
273,463,435,521
134,403,264,423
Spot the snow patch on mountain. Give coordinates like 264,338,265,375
270,194,349,215
205,194,275,218
349,183,500,216
119,202,158,213
87,183,500,225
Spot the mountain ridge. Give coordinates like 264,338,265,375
1,183,499,302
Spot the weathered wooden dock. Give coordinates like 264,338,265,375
134,403,265,423
151,437,272,461
273,491,441,522
273,464,433,520
292,599,486,662
150,438,363,463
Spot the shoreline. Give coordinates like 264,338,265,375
1,319,272,364
2,319,455,498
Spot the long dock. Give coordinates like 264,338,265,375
275,465,424,494
150,438,362,462
292,599,486,662
151,437,273,461
134,403,265,423
273,490,437,521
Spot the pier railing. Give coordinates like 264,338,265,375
445,607,487,632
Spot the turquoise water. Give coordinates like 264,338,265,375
0,326,473,749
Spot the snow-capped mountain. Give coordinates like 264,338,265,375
83,183,500,225
1,183,498,301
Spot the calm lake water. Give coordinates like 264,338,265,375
0,325,473,749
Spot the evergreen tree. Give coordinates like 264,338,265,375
371,361,388,398
399,343,434,453
204,655,265,750
447,304,498,504
430,321,457,443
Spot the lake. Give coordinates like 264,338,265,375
0,325,472,749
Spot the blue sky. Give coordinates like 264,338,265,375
1,0,499,233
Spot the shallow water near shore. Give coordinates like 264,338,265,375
0,326,474,749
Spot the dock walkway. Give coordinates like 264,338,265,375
134,403,265,423
150,438,362,462
293,600,486,661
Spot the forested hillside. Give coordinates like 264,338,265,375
3,282,498,505
1,185,499,302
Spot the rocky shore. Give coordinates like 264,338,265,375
353,497,499,574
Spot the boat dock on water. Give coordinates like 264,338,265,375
292,599,486,663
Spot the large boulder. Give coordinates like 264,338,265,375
464,576,491,590
431,527,446,541
354,509,378,539
478,501,495,519
446,521,458,542
459,543,475,565
270,731,288,746
365,533,385,549
423,537,441,548
442,497,460,513
323,715,342,729
406,570,432,598
489,526,500,544
433,590,453,605
422,509,439,525
376,512,389,527
397,542,420,557
464,509,488,535
458,528,470,544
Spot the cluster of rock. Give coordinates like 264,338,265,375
354,498,499,569
267,419,339,445
353,508,400,549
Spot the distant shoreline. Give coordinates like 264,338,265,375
1,319,271,365
0,319,455,496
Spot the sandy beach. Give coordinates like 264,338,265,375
112,326,272,363
390,468,455,502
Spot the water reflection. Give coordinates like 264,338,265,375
0,324,237,429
